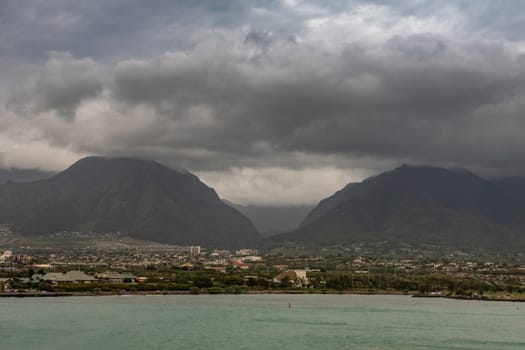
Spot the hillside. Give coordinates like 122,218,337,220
0,157,261,248
274,165,525,249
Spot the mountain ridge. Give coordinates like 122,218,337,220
274,164,525,249
0,156,261,248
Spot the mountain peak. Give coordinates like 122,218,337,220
64,156,188,175
392,163,480,178
64,156,169,173
276,164,523,249
0,157,260,248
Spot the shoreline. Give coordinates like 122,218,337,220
1,290,524,302
1,290,406,298
412,293,525,303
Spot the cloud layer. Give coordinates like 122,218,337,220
2,1,525,204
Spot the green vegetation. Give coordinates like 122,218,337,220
3,265,524,300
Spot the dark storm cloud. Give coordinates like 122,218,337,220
21,53,105,118
2,0,525,203
103,33,525,173
0,0,289,63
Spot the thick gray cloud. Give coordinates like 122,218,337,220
1,0,525,204
8,52,105,119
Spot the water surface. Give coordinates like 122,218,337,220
1,294,523,349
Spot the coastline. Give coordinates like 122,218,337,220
2,290,524,302
412,293,525,302
1,290,411,298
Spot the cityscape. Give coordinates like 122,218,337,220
2,239,524,301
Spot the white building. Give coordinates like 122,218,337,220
235,249,258,256
273,269,309,287
241,256,263,262
190,246,201,256
0,250,13,263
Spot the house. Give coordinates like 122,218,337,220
37,272,63,283
231,260,250,270
190,246,201,256
96,271,137,283
235,249,258,256
0,250,12,263
241,256,262,262
0,277,11,292
33,264,53,269
40,271,96,284
273,270,309,287
181,262,195,270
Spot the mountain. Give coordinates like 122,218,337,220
493,176,525,229
274,165,525,249
224,201,313,237
0,157,261,248
0,168,54,184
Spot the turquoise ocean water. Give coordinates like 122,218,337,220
1,294,524,349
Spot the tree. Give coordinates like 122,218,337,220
193,275,213,288
280,276,291,288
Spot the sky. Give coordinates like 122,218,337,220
1,0,525,205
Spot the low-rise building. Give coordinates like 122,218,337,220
241,256,262,262
39,271,96,284
273,269,309,287
272,264,288,271
0,277,11,292
96,271,137,283
231,260,250,270
235,249,258,256
0,250,13,263
181,262,194,270
190,246,201,256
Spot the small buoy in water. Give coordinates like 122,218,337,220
288,303,291,308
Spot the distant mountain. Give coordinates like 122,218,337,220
493,176,525,229
274,165,525,249
0,168,54,184
224,201,313,237
0,157,261,248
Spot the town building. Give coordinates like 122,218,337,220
190,246,201,256
273,270,309,287
235,249,258,256
0,250,13,263
37,271,97,284
0,278,10,292
96,271,137,283
241,255,262,262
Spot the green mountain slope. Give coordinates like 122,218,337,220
274,165,525,249
0,157,261,248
